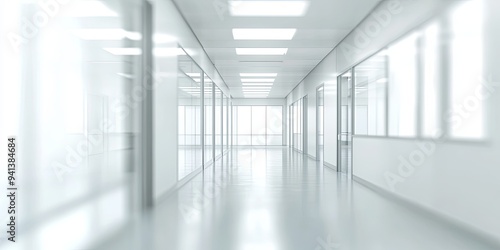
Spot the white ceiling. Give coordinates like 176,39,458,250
173,0,381,98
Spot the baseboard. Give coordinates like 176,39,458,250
155,150,230,205
155,166,203,205
324,161,337,171
307,154,316,161
353,175,500,248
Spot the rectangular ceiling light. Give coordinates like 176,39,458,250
244,94,268,98
242,83,274,86
241,78,275,82
243,87,272,90
236,48,288,56
232,29,296,40
240,73,278,77
229,1,310,16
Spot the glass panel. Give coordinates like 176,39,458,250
267,135,283,146
2,1,145,247
237,106,252,135
238,135,252,145
252,106,266,145
354,51,387,136
387,33,418,137
422,22,441,138
204,74,213,164
233,105,283,146
339,70,353,175
449,1,484,139
267,106,282,135
178,54,203,179
215,86,222,157
223,96,228,152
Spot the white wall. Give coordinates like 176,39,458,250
152,0,230,202
287,48,338,167
287,0,500,240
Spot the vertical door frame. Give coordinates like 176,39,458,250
316,84,324,161
337,69,355,175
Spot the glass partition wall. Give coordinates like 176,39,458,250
0,1,148,248
204,74,214,165
223,95,229,153
177,64,230,177
338,0,485,176
215,86,223,158
290,98,305,152
177,55,203,180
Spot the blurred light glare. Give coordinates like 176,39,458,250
72,29,142,40
154,34,178,43
65,1,118,17
154,48,187,57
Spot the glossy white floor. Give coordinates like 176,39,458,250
94,147,495,250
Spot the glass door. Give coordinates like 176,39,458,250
337,70,353,175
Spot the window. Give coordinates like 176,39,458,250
267,106,283,145
387,33,418,137
215,86,222,156
352,0,484,141
290,98,304,151
354,51,387,136
448,0,484,139
204,74,213,163
178,54,203,179
233,106,283,146
421,22,441,138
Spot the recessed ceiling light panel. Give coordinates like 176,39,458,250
241,78,275,82
240,73,278,77
242,83,274,86
236,48,288,56
229,1,310,16
232,29,296,40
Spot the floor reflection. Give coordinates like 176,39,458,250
94,147,496,250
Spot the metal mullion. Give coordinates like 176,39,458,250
416,33,425,138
